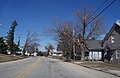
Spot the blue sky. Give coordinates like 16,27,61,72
0,0,120,51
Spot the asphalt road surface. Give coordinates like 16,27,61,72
0,56,118,78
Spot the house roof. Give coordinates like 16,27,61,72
102,20,120,44
85,39,103,51
104,44,116,50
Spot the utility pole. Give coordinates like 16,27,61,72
0,23,2,36
73,28,76,60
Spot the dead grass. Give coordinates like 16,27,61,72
0,53,24,63
80,61,120,71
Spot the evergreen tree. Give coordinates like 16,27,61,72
0,37,8,54
6,20,18,54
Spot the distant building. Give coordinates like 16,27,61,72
25,51,38,56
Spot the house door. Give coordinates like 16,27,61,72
104,50,112,61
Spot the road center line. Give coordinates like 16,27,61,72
15,58,40,78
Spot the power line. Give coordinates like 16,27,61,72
88,0,117,25
90,0,108,18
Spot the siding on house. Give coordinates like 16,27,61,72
103,21,120,63
114,26,120,48
104,25,120,49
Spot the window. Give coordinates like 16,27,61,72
116,50,120,59
111,35,115,43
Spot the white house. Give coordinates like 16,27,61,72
85,40,103,61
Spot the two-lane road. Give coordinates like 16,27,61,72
0,57,118,78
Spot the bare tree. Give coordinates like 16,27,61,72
74,4,105,61
23,32,40,56
45,43,54,56
48,4,105,61
50,20,74,61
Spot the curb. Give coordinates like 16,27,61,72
72,62,120,77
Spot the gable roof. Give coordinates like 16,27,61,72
85,39,103,51
102,20,120,44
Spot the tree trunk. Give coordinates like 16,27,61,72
65,52,71,61
65,52,69,60
23,48,26,56
81,43,85,61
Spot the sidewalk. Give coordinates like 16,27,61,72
72,61,120,77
